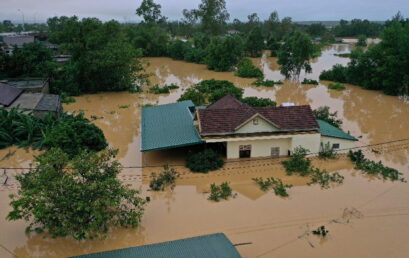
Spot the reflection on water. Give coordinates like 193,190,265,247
0,44,408,258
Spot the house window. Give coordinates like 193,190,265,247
332,143,340,149
253,118,259,125
271,147,280,157
239,145,251,158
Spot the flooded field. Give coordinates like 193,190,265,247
1,44,409,258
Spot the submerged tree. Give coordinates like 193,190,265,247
277,31,315,78
183,0,230,35
7,148,145,240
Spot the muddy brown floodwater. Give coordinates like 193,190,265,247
1,44,409,258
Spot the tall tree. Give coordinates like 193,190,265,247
277,31,315,78
7,148,145,240
136,0,166,23
245,26,264,57
206,35,243,71
183,0,230,35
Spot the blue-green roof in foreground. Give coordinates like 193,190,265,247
141,100,203,152
73,233,242,258
317,119,358,141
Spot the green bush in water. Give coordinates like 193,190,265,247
149,165,180,191
307,168,344,189
235,58,263,78
328,82,346,90
186,149,224,173
281,147,312,176
301,78,319,85
208,182,232,202
252,177,292,197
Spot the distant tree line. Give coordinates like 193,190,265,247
320,17,409,96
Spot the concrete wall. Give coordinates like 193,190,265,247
320,136,357,153
226,137,291,159
235,116,278,134
291,133,321,154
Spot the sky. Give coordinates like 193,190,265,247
0,0,407,23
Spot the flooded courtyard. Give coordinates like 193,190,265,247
1,44,409,258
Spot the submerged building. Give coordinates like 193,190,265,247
141,95,357,159
0,83,62,117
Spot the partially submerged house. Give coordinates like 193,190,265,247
0,83,62,117
141,95,357,158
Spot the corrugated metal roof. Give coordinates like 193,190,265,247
317,119,358,141
35,94,61,111
141,101,203,152
73,233,241,258
0,83,23,106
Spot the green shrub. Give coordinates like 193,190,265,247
301,78,319,85
252,78,283,87
328,82,346,90
318,142,338,159
149,84,179,94
308,168,344,189
235,58,263,78
149,165,180,191
319,64,349,82
178,88,206,106
167,40,191,60
252,177,292,197
241,97,276,107
281,147,312,176
208,182,232,202
61,92,76,104
186,149,224,173
44,113,108,157
348,150,406,182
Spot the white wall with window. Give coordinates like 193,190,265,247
320,136,357,153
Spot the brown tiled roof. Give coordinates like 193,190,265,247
198,96,319,135
207,94,251,110
0,83,23,106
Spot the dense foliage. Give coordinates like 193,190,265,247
3,42,54,78
0,108,107,156
319,21,409,96
47,16,148,95
313,106,343,128
7,148,145,240
206,35,244,71
241,97,276,107
307,169,344,189
277,31,315,78
44,113,108,157
148,84,179,94
208,182,232,201
235,58,263,78
186,149,224,173
252,78,283,87
348,150,406,182
244,27,265,57
301,78,319,85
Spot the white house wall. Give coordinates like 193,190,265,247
226,137,291,159
291,133,321,154
320,136,357,153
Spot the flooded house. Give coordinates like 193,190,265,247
0,35,35,55
141,95,357,158
0,82,62,117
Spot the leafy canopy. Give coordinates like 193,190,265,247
7,148,145,240
277,31,315,78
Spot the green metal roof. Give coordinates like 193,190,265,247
141,101,203,152
317,119,358,141
73,233,242,258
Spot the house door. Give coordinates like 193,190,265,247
239,145,251,158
